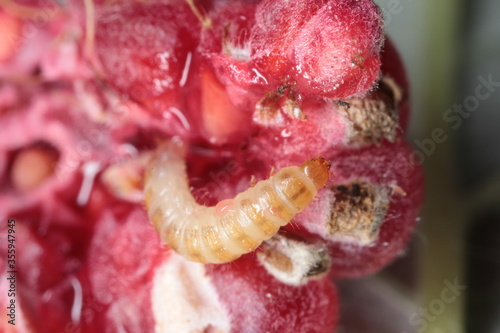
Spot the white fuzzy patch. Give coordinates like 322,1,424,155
257,235,331,286
152,255,231,333
224,42,251,62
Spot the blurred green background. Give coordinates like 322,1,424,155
337,0,500,332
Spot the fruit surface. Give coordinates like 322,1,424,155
0,0,423,332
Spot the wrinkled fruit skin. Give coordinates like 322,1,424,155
0,0,423,332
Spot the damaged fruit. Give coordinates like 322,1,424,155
0,0,423,332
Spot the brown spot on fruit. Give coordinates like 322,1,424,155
260,242,294,274
258,234,331,285
254,91,282,126
351,54,366,69
253,85,305,126
282,97,306,121
10,142,59,192
337,100,351,109
327,181,390,244
339,76,402,145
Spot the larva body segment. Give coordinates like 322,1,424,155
144,141,330,264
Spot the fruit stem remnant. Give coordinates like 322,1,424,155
83,0,96,62
184,0,212,30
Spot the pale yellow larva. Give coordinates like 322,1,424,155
144,141,331,264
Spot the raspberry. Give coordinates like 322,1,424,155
0,0,423,332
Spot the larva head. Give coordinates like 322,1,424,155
300,157,331,189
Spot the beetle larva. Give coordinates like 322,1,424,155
144,141,331,264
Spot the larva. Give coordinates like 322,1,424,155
144,141,331,264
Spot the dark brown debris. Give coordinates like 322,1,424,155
257,234,331,285
327,181,390,244
339,76,403,145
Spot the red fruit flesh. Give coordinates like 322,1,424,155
81,203,164,332
95,1,200,116
207,255,339,333
250,97,349,167
292,0,383,97
252,0,330,80
252,0,383,97
200,67,253,144
0,208,90,331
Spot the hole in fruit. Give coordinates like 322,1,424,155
257,234,331,285
9,141,60,192
254,91,283,126
254,85,304,126
305,252,330,277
